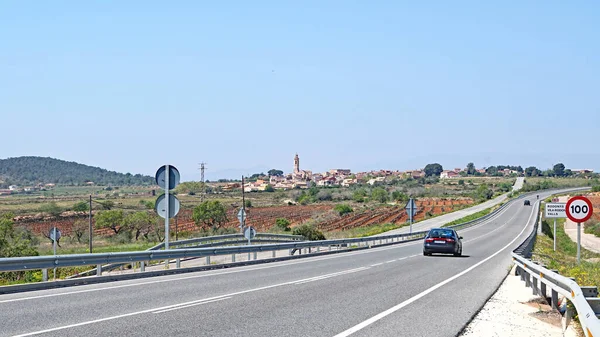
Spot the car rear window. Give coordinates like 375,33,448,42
428,229,454,238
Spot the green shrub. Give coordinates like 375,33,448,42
275,218,291,231
292,224,326,240
334,204,353,216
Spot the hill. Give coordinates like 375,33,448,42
0,156,154,187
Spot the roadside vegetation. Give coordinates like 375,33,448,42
534,218,600,290
584,221,600,238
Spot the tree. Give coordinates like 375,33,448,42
268,169,284,177
264,184,275,192
352,189,367,203
175,181,206,195
71,220,88,244
424,163,443,177
475,184,493,200
124,211,154,241
95,209,125,235
192,201,228,231
0,213,39,282
391,191,408,202
553,163,566,177
371,187,389,203
73,201,89,212
524,166,540,177
466,163,476,175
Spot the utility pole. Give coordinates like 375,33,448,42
89,195,93,253
199,162,207,202
241,175,246,234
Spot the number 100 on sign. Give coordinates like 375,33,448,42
565,196,593,223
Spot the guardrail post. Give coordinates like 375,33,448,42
96,264,102,276
540,280,547,297
532,276,539,295
247,253,251,261
176,259,181,269
525,271,531,288
141,261,145,272
206,256,211,265
232,254,236,263
272,251,276,258
253,252,257,260
317,246,320,252
42,269,48,282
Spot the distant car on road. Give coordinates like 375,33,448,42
423,228,463,256
524,200,531,206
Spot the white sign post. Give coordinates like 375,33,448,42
565,196,593,264
545,202,566,251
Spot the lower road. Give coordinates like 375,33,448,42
0,189,553,337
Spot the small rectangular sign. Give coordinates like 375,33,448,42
545,203,566,218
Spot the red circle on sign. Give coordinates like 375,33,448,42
565,196,593,223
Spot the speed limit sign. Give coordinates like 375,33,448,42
565,196,593,223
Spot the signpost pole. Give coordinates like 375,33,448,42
577,222,581,264
553,219,557,251
53,227,57,281
165,165,170,251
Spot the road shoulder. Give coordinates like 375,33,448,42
459,265,579,337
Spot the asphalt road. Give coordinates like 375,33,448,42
0,189,557,337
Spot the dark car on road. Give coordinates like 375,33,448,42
423,228,463,256
524,200,530,206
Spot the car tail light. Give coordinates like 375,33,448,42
425,238,435,243
445,238,455,243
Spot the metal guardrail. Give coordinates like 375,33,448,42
511,189,599,337
69,233,305,278
0,187,588,282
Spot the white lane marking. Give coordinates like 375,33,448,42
332,201,539,337
385,260,396,264
370,263,383,267
10,265,372,336
0,197,522,305
152,297,231,314
293,267,369,285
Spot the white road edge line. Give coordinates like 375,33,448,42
332,201,539,337
152,297,231,314
370,263,383,267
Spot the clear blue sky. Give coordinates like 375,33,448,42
1,1,599,181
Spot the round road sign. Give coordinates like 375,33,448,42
155,165,180,190
49,227,61,241
244,226,256,240
154,194,181,219
565,196,593,223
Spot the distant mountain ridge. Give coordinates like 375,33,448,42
0,156,154,187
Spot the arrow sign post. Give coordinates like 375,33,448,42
405,198,418,234
237,208,247,228
155,165,181,251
